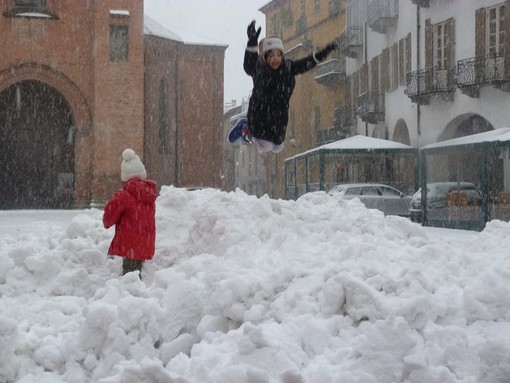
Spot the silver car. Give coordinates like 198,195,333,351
328,183,412,217
408,182,482,223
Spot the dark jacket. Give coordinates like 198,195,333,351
103,177,158,260
244,50,320,145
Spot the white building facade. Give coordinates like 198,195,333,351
342,0,510,147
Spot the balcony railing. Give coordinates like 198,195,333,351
454,53,510,97
339,26,363,59
335,106,356,129
329,0,341,16
316,127,347,146
405,66,454,104
357,92,385,124
314,59,346,86
368,0,398,34
411,0,430,7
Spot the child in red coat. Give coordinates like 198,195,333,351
103,148,157,277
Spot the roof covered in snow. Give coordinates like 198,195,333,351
422,128,510,150
144,15,183,42
320,135,413,150
287,135,414,160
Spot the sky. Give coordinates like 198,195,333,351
144,0,269,108
1,187,510,382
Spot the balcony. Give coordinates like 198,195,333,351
315,106,355,145
335,106,356,129
339,26,363,59
368,0,398,34
316,127,346,146
329,0,341,16
357,92,385,124
314,59,346,86
411,0,430,7
405,66,454,105
285,42,311,60
454,53,510,98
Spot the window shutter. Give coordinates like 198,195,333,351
475,8,486,58
360,63,369,93
405,33,412,78
381,48,390,93
370,56,379,93
425,19,433,69
444,18,454,89
505,0,510,79
399,39,405,85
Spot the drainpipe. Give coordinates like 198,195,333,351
364,21,369,136
174,44,180,185
416,5,421,140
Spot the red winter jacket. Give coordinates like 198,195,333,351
103,178,158,260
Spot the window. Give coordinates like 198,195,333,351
5,0,57,18
14,0,46,6
314,107,321,130
345,187,361,196
487,4,505,55
110,25,129,62
314,0,320,12
380,186,401,197
434,21,448,69
361,186,380,196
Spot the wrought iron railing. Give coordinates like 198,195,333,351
455,53,509,88
329,0,341,16
357,92,385,123
315,59,345,80
335,106,356,128
368,0,398,33
405,66,454,99
411,0,429,7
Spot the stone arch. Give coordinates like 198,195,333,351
0,63,93,207
438,113,494,141
393,119,411,145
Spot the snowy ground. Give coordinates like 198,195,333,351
0,186,509,383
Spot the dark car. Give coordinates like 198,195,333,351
328,183,412,217
408,182,482,222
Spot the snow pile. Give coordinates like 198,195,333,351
1,186,509,383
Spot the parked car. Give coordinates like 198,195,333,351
327,183,412,217
408,182,482,222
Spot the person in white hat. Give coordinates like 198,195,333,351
103,148,158,277
228,20,338,154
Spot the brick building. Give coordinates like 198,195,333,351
0,0,226,209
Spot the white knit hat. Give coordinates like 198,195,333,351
121,148,147,182
262,37,284,54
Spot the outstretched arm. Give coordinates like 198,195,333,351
243,20,261,76
290,41,338,75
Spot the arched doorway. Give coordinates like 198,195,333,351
439,113,493,142
0,80,74,208
393,119,411,145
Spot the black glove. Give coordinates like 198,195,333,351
247,20,261,47
314,41,338,61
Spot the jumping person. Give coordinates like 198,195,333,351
228,21,338,153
